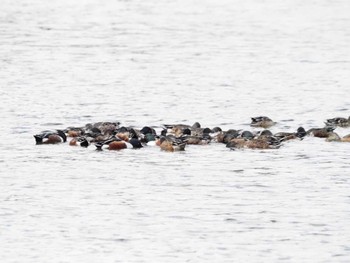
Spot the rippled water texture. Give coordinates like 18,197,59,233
1,0,350,262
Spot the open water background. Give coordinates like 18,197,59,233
1,0,350,262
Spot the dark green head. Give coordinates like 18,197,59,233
145,133,155,142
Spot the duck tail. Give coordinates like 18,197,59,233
162,124,174,129
177,143,186,151
80,138,89,148
268,136,283,146
95,142,103,151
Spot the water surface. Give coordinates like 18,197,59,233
1,0,350,262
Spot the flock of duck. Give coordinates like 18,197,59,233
33,116,350,152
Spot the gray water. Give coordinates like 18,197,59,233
1,0,350,262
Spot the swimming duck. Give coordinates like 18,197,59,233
325,133,350,142
307,126,336,138
250,116,276,128
183,134,211,145
114,127,142,142
226,128,281,149
325,132,342,142
140,126,157,136
95,137,143,151
69,137,90,147
159,136,186,152
274,127,306,141
163,122,201,136
227,137,281,150
190,127,213,137
325,116,350,128
33,130,67,144
215,129,240,143
64,127,85,137
143,133,158,146
139,126,158,144
85,121,120,136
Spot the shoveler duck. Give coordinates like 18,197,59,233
85,121,120,134
143,133,158,146
190,127,212,137
95,137,143,151
34,130,67,144
226,129,281,149
183,134,211,145
325,132,341,142
227,137,281,150
159,136,186,152
115,127,141,142
225,138,246,149
325,116,350,128
69,137,90,147
307,126,336,138
163,122,201,137
64,127,85,137
140,126,157,136
215,129,240,143
250,116,276,128
274,127,306,141
139,126,158,144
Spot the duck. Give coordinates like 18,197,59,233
325,132,342,142
307,126,336,138
163,122,200,130
64,127,85,137
183,134,211,145
325,116,350,128
250,116,276,128
80,125,110,143
139,126,158,144
33,130,67,144
215,129,240,143
227,137,281,150
226,129,281,149
95,137,143,151
140,126,157,136
115,127,141,142
274,127,306,141
159,136,186,152
325,133,350,142
143,133,158,146
85,121,120,135
225,138,247,149
163,122,201,137
189,127,213,137
69,137,90,147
